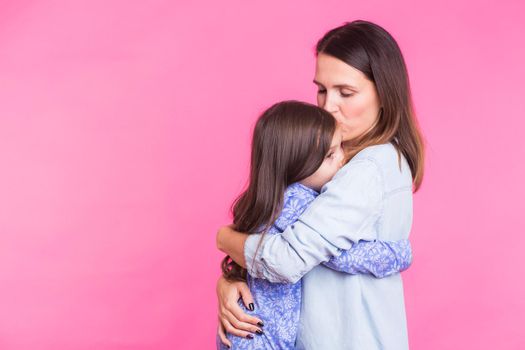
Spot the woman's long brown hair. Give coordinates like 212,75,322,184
221,101,336,282
316,20,425,191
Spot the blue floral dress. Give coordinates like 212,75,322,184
218,182,412,350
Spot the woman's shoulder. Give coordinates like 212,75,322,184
350,143,412,188
352,143,398,163
338,143,396,177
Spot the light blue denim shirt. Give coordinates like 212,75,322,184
244,143,413,350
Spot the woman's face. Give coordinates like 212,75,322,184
314,53,381,143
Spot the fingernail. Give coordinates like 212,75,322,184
226,345,230,349
248,303,254,311
256,329,263,335
257,321,264,327
246,334,254,339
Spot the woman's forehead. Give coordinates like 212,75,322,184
314,53,366,87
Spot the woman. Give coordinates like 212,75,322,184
217,101,412,350
217,20,424,349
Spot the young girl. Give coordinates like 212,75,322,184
217,101,411,350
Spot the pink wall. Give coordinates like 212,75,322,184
0,1,524,349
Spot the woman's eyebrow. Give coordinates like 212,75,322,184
313,80,357,90
333,84,358,90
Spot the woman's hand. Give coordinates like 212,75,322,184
216,276,264,347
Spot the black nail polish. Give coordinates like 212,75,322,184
248,303,255,311
246,334,254,339
257,321,264,327
256,329,263,335
226,345,230,349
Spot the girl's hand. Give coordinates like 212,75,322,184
216,276,264,346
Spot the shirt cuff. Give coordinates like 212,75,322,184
244,233,262,277
244,233,297,283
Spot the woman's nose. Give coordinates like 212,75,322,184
322,95,339,115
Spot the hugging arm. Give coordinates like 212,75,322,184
273,185,413,279
322,239,412,278
241,159,386,283
271,184,414,278
217,221,413,281
218,174,412,281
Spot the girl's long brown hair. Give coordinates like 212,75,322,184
222,101,336,282
316,20,425,191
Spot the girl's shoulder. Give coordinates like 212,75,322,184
284,182,318,203
272,183,318,232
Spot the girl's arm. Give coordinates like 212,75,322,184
217,226,248,267
322,239,412,277
217,226,248,262
218,158,385,283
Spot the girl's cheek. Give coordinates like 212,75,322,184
336,152,345,168
330,163,341,177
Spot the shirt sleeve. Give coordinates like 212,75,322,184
245,159,384,283
321,239,412,278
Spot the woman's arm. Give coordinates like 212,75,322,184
216,276,264,346
217,229,413,278
217,227,248,268
226,159,383,283
216,179,412,279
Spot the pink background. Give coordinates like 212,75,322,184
1,0,524,349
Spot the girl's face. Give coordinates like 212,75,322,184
300,128,344,192
314,53,381,143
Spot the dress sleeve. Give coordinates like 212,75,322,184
245,159,384,283
321,239,412,278
272,188,315,233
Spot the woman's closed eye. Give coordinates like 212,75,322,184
317,88,353,98
339,89,354,98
